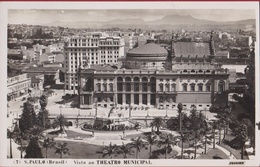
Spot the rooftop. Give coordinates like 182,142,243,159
127,42,168,55
173,42,210,57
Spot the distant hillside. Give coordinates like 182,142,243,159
43,14,255,31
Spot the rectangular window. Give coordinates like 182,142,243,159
159,85,163,92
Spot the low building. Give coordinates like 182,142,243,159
7,74,31,101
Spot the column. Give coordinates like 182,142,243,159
147,93,151,106
122,83,126,105
139,93,142,105
156,95,159,108
131,93,134,105
131,83,134,105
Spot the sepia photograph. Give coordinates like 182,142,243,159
1,1,259,166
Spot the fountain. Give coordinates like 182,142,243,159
87,106,131,131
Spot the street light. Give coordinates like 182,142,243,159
204,107,207,119
165,106,168,117
78,109,80,116
59,105,63,115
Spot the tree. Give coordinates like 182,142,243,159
39,95,48,129
150,117,166,134
24,138,43,158
177,103,183,132
13,127,28,158
130,137,146,159
52,114,68,133
143,132,158,158
19,102,37,132
116,143,133,158
188,110,207,158
7,124,20,158
39,137,55,158
97,142,117,159
28,126,44,140
38,109,50,129
209,120,218,149
241,119,255,154
158,133,177,159
233,124,248,159
54,142,70,159
39,95,48,110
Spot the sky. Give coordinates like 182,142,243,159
8,9,256,25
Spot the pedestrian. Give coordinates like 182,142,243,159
92,130,95,137
123,130,125,137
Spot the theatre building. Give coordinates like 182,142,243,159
78,38,230,111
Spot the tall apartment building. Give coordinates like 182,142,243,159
64,33,125,90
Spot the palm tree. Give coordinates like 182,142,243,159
177,102,183,132
54,142,70,159
150,117,166,134
209,120,218,149
7,128,16,158
98,142,117,159
116,143,133,158
216,119,225,144
158,133,177,159
143,132,158,158
28,126,44,140
191,130,202,159
52,114,68,133
39,137,55,158
13,128,28,159
233,124,248,159
130,137,146,159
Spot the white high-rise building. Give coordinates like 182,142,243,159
64,32,125,90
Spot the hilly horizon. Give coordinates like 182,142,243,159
42,14,255,30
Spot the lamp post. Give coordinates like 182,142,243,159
95,100,98,117
146,107,149,117
59,105,63,115
204,107,207,119
165,106,168,117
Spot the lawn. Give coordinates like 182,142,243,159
197,148,229,159
41,140,178,159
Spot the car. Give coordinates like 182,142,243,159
74,136,83,140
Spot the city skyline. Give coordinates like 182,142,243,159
8,9,256,25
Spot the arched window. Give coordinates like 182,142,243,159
191,69,195,73
190,83,195,92
165,84,170,92
109,83,113,92
142,77,148,92
198,83,203,92
159,83,164,92
182,83,187,91
218,80,225,93
183,69,188,73
125,77,131,92
117,77,123,91
171,83,176,91
206,84,211,92
150,77,156,92
97,83,101,91
103,83,107,92
134,77,139,92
